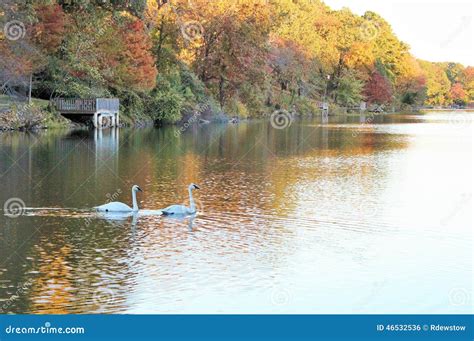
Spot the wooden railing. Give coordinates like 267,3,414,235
53,98,96,113
96,98,119,112
53,98,119,114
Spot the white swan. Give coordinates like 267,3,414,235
95,185,143,213
162,183,200,216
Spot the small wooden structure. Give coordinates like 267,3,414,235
320,101,329,118
52,98,120,128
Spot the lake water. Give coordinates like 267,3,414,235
0,113,472,314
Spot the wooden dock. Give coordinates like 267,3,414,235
52,98,120,128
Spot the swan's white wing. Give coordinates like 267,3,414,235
95,202,132,212
97,211,135,221
161,205,190,216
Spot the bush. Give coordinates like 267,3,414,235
148,87,185,123
336,70,364,107
179,64,206,103
294,96,316,115
238,84,266,117
0,104,46,130
145,64,211,124
120,91,146,119
225,98,249,118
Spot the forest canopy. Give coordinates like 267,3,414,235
0,0,472,124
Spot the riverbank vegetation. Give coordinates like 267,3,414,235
0,95,69,130
0,0,473,127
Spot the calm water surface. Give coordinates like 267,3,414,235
0,113,472,314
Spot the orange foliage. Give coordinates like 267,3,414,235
119,20,158,91
450,83,467,102
32,3,68,53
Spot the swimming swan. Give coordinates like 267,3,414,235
95,185,143,213
162,183,200,216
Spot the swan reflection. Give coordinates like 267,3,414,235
162,213,197,231
96,210,196,231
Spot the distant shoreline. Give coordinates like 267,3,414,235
420,108,474,112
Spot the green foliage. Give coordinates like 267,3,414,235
293,96,316,115
401,90,425,107
336,70,364,106
145,71,185,123
179,65,207,104
144,64,210,123
374,59,392,82
225,99,249,118
121,91,146,119
148,87,185,123
238,83,267,116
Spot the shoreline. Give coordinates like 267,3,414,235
2,110,470,133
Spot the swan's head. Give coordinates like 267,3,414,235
189,183,200,190
132,185,143,193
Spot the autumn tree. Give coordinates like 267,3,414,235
395,55,426,106
268,36,309,95
461,66,474,103
364,69,393,104
336,69,364,106
2,0,473,121
181,0,271,108
444,62,465,84
363,11,409,81
32,3,67,53
449,83,467,105
0,1,49,102
419,61,451,106
117,19,157,91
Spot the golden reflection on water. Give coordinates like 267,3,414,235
31,244,74,314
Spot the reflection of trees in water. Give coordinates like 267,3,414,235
30,243,75,314
91,120,409,230
1,215,139,313
0,119,414,313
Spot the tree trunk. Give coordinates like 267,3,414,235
219,75,225,108
156,18,166,65
28,74,32,105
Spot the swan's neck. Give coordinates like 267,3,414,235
189,188,196,212
132,189,139,212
